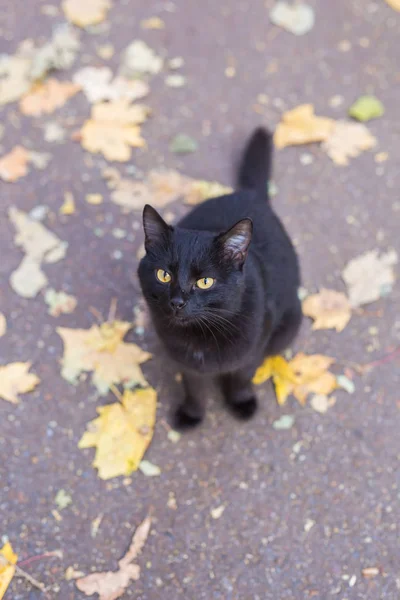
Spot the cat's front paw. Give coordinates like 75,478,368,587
173,405,204,430
226,396,258,420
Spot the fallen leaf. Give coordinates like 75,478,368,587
9,207,67,298
342,249,397,307
385,0,400,11
65,566,85,581
0,314,6,338
165,74,186,88
274,104,335,149
141,17,165,29
0,146,30,182
76,514,151,599
44,121,66,143
210,505,225,519
60,191,76,216
348,95,384,122
120,40,163,78
272,414,295,430
28,150,52,170
169,133,198,154
86,193,103,205
79,100,149,161
79,388,156,479
302,288,352,332
74,67,149,103
310,394,331,413
139,460,161,477
254,353,337,406
322,120,377,166
97,44,114,60
62,0,111,27
184,179,233,205
44,288,77,317
55,489,72,510
304,518,315,532
91,514,103,538
0,542,18,599
0,362,40,404
167,430,181,443
20,79,80,116
0,51,32,105
270,2,315,36
57,320,151,394
30,24,80,81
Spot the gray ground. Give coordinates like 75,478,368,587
1,0,399,598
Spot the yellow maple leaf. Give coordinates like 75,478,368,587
254,353,337,406
385,0,400,11
20,79,81,116
302,288,352,332
0,362,40,404
274,104,335,149
0,146,30,182
79,388,157,479
57,321,151,395
184,179,233,205
0,542,18,600
322,120,377,166
62,0,111,27
80,100,149,162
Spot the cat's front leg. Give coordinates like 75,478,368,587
174,372,208,430
220,367,258,420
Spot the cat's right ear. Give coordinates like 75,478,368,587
143,204,171,250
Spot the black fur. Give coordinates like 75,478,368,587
138,128,302,429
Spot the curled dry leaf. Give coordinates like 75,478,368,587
79,100,149,161
0,542,18,599
79,388,156,479
9,207,67,298
0,146,30,182
254,353,337,406
62,0,112,28
302,288,352,332
44,288,77,317
76,515,151,599
270,2,315,36
274,104,334,149
0,362,40,404
20,79,80,116
57,320,151,394
74,67,149,103
322,120,377,166
120,40,163,78
342,249,397,307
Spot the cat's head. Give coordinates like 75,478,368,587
138,205,252,326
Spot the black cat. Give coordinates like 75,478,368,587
138,128,302,429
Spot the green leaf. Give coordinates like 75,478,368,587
169,133,198,154
55,489,72,510
348,95,384,122
272,414,295,430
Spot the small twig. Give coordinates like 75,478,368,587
17,550,62,568
110,384,123,402
108,297,118,323
15,564,46,593
355,346,400,374
89,306,104,323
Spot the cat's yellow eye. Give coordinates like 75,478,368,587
156,269,171,284
196,277,215,290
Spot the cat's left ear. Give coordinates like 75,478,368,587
217,218,253,268
143,204,172,250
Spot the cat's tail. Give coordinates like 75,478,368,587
237,127,273,196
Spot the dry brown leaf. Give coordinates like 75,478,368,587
274,104,335,149
342,249,397,307
0,362,40,404
57,320,151,394
20,79,80,116
80,100,149,161
62,0,111,27
79,388,156,479
76,515,151,599
0,542,18,599
9,207,67,298
322,120,377,165
0,146,30,182
0,314,6,338
302,288,352,332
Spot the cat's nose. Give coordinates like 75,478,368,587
170,297,187,311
